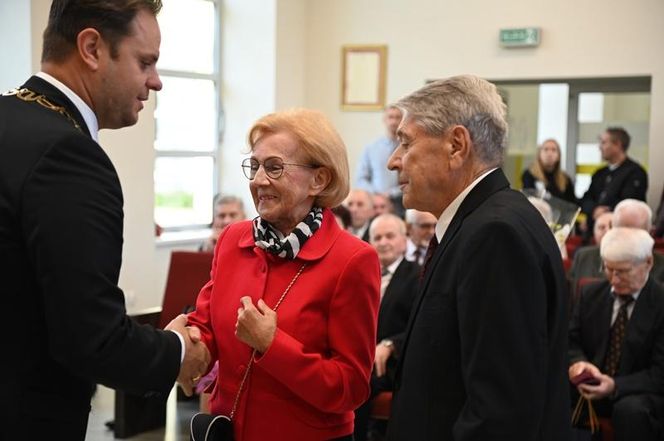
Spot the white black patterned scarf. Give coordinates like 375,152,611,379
252,207,323,259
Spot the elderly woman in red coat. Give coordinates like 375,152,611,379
187,109,381,440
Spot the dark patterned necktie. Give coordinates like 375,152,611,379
604,296,635,377
420,236,439,280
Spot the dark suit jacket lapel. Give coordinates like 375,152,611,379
593,285,614,367
380,259,407,318
397,168,510,370
22,76,92,138
621,278,657,373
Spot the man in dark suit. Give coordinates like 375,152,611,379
569,227,664,441
0,1,209,439
385,75,571,440
570,199,664,302
354,213,419,441
580,127,648,238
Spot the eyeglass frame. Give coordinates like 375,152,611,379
241,156,320,180
602,259,649,278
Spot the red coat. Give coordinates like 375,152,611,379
188,208,380,440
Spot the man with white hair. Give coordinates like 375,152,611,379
570,199,664,299
569,227,664,441
404,209,437,266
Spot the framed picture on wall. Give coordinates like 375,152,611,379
341,45,387,111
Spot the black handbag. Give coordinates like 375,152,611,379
191,413,233,441
189,264,307,441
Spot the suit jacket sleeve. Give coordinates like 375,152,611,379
254,246,381,413
453,221,560,440
22,134,180,397
614,323,664,399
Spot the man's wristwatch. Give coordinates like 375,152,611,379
380,339,394,349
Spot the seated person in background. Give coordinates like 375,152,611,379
568,227,664,441
570,199,664,300
568,211,613,294
372,192,394,217
354,214,419,441
404,209,437,266
200,194,245,252
522,138,577,204
580,127,648,237
345,189,375,242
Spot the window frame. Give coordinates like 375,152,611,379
154,0,223,232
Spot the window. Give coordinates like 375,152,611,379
154,0,221,230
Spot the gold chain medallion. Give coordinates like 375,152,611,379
3,88,83,132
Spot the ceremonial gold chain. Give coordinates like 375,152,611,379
3,88,83,133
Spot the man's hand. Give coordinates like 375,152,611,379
568,361,614,400
166,314,211,396
579,373,615,400
374,343,393,377
235,297,277,353
568,361,600,380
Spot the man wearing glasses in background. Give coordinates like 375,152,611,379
404,209,438,266
569,227,664,441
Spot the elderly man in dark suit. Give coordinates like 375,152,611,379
354,213,419,441
569,227,664,441
570,199,664,302
385,75,570,441
0,1,209,439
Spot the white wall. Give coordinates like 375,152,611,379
304,0,664,206
0,0,32,91
217,0,277,216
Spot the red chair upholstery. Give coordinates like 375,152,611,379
563,258,572,273
157,251,214,329
566,235,585,259
369,391,392,420
655,238,664,254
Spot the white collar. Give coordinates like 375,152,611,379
384,255,404,275
435,168,497,242
35,71,99,142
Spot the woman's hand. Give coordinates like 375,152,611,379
235,296,277,353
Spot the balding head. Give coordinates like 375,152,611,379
370,214,408,267
345,189,374,229
613,199,652,231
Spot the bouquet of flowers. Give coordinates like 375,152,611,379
523,188,580,256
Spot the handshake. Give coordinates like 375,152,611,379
166,314,211,396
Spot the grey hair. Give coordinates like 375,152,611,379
600,227,654,263
213,194,244,211
395,75,508,167
613,199,652,230
369,213,407,239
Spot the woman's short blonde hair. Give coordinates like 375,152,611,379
247,109,350,208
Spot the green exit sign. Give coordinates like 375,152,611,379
500,27,541,47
